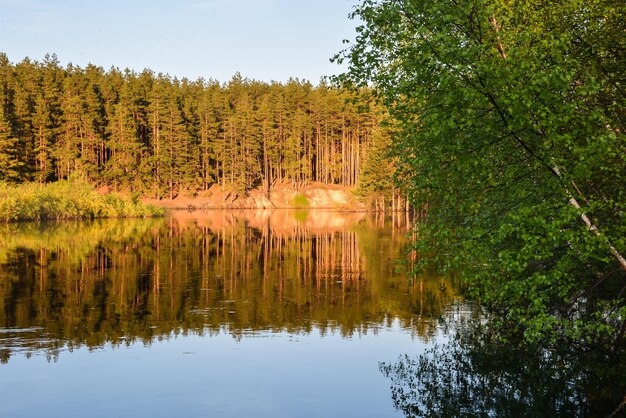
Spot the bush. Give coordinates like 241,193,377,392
0,180,164,222
292,193,309,208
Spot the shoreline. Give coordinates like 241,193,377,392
141,182,366,211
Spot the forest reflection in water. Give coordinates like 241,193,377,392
0,210,461,363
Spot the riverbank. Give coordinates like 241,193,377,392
142,181,365,210
0,180,164,222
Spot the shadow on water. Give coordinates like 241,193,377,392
0,210,461,362
380,320,626,418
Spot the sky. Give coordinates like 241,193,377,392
0,0,359,83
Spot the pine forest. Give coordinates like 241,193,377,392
0,53,393,201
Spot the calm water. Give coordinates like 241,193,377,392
0,210,465,418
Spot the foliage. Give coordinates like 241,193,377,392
355,122,397,208
0,107,22,181
337,0,626,346
291,193,310,208
0,178,164,221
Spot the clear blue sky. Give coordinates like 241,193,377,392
0,0,359,83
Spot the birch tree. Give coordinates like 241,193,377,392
336,0,626,346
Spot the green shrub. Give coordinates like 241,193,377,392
292,193,309,208
0,180,164,222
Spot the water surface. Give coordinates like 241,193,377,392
0,210,463,417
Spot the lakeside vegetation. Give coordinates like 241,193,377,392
338,0,625,352
0,179,163,222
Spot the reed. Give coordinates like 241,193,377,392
0,180,164,222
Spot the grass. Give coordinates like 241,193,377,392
0,180,164,222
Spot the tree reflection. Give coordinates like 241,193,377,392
380,324,626,417
0,210,461,362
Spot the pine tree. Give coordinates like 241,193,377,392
40,54,63,181
12,58,40,181
356,122,393,209
0,106,21,181
255,94,275,195
197,81,222,190
106,96,141,190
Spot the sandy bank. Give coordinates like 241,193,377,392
142,182,364,210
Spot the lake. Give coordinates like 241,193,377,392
0,210,466,418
